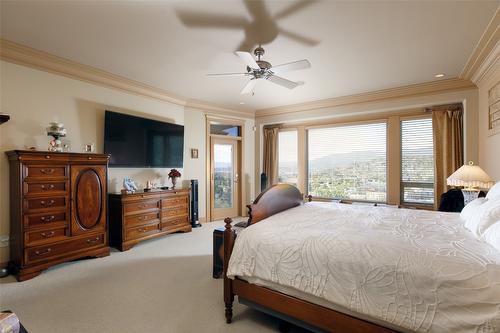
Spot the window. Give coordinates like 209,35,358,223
210,124,241,137
307,122,387,202
401,118,434,205
278,130,298,186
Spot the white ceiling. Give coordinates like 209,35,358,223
1,1,498,112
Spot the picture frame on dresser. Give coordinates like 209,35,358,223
6,150,110,281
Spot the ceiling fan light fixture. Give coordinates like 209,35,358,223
210,46,310,94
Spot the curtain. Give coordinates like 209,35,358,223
263,127,279,186
433,105,464,209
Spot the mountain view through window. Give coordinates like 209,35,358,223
401,118,434,205
278,130,298,186
308,123,387,202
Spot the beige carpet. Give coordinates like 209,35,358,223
0,220,309,333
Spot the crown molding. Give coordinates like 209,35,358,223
461,7,500,81
470,39,499,86
255,78,476,118
0,39,254,118
0,38,479,121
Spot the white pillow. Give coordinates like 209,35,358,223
464,197,500,236
482,220,500,252
486,182,500,201
461,198,488,221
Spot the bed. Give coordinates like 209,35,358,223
222,184,500,333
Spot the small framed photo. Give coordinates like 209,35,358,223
191,148,198,159
84,143,95,153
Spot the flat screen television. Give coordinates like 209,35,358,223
104,110,184,168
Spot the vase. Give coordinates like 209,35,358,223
171,177,177,189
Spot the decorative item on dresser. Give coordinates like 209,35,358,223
168,169,181,189
46,122,67,152
108,188,191,251
6,150,110,281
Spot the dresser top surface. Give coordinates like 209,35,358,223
6,150,110,157
109,188,190,197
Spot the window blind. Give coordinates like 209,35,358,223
307,122,387,202
401,118,434,205
278,130,298,186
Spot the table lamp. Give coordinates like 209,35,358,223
447,161,494,205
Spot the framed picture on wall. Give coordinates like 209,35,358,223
489,81,500,137
191,148,199,159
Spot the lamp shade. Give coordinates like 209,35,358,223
447,162,495,190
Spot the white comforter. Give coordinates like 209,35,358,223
227,202,500,333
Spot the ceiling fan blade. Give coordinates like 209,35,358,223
278,27,319,46
235,51,260,70
207,73,250,77
273,0,318,20
241,79,258,94
243,0,271,20
272,59,311,73
175,10,247,29
267,75,299,89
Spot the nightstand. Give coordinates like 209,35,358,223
213,221,247,279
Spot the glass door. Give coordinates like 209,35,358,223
210,137,239,220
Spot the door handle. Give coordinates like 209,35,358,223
234,173,239,183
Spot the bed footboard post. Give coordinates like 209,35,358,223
223,217,235,324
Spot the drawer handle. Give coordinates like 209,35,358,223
35,248,52,256
40,215,55,222
87,236,100,244
87,156,92,160
40,231,55,238
45,155,51,159
40,168,55,174
40,199,56,207
41,184,55,190
138,228,148,233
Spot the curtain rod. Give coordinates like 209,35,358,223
263,123,284,129
424,103,463,113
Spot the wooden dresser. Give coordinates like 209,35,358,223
109,189,191,251
6,150,110,281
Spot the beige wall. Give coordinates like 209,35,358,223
254,88,480,195
478,63,500,181
0,60,255,263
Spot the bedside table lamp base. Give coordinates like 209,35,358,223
462,189,480,206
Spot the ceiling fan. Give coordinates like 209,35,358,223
207,45,311,94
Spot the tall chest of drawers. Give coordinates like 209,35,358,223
109,189,191,251
6,150,110,281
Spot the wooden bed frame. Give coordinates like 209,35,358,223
223,184,399,333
